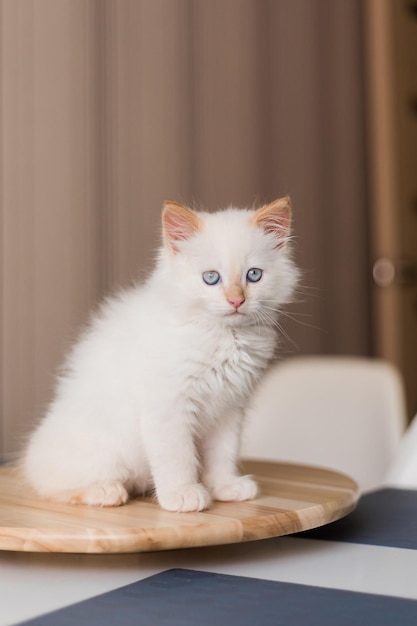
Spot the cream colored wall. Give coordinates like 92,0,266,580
0,0,370,455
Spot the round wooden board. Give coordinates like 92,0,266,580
0,460,359,554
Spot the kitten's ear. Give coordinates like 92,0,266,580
251,196,292,247
162,201,202,253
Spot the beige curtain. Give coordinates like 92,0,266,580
0,0,369,454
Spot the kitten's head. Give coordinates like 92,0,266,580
160,198,298,328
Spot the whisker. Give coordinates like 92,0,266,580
259,303,324,333
277,310,325,333
255,308,299,350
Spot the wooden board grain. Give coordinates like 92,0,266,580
0,461,359,554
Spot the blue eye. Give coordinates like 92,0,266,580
202,270,221,285
246,268,263,283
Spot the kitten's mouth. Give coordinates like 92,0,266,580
225,310,244,317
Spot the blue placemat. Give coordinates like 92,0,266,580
18,568,417,626
301,488,417,549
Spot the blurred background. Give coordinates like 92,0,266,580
0,0,416,455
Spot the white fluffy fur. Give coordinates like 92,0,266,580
23,199,298,512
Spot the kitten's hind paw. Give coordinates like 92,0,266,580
67,481,129,507
157,483,212,512
212,475,258,502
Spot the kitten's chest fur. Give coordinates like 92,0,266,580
184,324,275,419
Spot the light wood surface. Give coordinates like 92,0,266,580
0,461,359,554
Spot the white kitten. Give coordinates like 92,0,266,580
23,197,298,512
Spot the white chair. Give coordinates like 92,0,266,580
385,415,417,488
242,356,407,492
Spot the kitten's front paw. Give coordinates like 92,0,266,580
68,481,129,507
212,475,258,502
157,483,212,512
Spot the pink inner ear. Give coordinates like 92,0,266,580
259,208,291,238
251,198,292,243
162,202,201,248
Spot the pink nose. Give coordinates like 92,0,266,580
228,296,245,310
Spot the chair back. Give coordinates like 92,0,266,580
243,356,407,492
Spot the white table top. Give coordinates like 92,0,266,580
1,536,417,624
1,486,417,625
